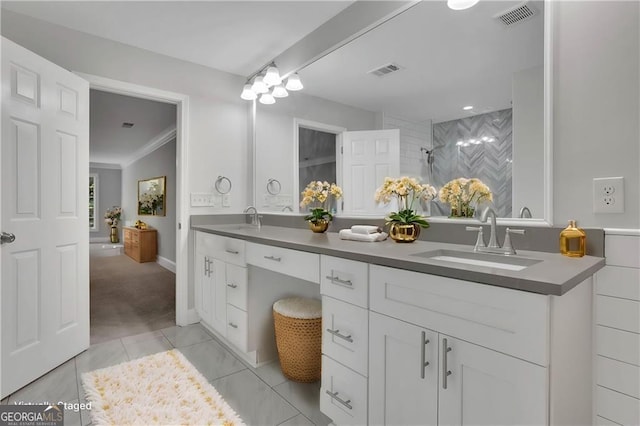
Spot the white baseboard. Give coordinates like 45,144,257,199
186,309,200,325
157,256,176,273
90,237,109,243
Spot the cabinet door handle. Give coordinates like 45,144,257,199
325,275,353,288
264,255,281,262
225,249,239,255
442,338,452,390
227,283,238,289
206,258,213,277
420,331,430,379
326,328,353,343
228,322,238,329
204,257,210,276
325,390,353,410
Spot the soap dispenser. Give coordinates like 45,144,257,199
559,220,586,257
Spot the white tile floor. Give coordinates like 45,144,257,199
4,324,331,426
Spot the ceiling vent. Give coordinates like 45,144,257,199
495,2,537,27
368,63,404,78
122,122,134,128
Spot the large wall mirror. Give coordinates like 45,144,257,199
253,0,551,223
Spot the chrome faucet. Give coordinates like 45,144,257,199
480,207,500,249
466,207,525,255
243,206,261,229
282,206,293,212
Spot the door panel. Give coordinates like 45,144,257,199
438,335,547,425
369,312,438,426
342,129,400,215
2,38,89,397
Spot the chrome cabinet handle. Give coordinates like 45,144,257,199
1,232,16,244
326,328,353,343
227,283,238,289
264,255,281,262
325,275,353,288
207,258,213,277
420,331,430,379
442,338,452,389
228,322,238,329
225,249,239,254
204,257,210,277
325,390,352,410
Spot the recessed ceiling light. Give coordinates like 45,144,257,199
463,105,473,111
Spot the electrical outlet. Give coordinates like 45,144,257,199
190,193,215,207
222,194,231,207
593,177,624,213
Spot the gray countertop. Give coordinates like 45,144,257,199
192,224,605,296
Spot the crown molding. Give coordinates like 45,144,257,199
120,125,177,169
90,162,121,170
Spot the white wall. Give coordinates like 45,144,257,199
553,1,639,229
89,167,122,239
122,139,177,263
512,66,544,219
381,113,432,182
1,9,249,215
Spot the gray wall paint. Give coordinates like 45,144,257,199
553,1,639,229
90,167,122,239
122,139,177,262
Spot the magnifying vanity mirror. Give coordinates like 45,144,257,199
252,0,551,223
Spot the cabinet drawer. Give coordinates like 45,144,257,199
320,256,368,308
226,264,248,311
320,355,367,425
370,265,549,366
226,304,248,352
597,295,640,333
196,232,246,266
322,296,368,376
246,242,319,283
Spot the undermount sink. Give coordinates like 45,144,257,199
411,249,542,271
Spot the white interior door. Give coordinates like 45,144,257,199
341,129,399,215
1,38,89,398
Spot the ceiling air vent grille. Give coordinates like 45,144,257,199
496,2,537,27
122,122,134,128
368,63,403,78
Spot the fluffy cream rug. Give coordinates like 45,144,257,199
82,349,244,425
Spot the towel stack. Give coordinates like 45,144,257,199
339,225,388,242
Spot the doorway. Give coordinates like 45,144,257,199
78,72,192,340
89,89,177,344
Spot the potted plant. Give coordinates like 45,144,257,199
438,177,492,218
374,177,437,242
300,181,343,233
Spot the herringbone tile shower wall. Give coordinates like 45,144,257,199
433,109,513,217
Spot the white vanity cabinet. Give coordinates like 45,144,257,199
194,232,247,340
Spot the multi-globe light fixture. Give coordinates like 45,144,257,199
240,62,303,105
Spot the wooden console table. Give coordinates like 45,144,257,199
124,227,157,263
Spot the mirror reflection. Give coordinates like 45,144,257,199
254,0,545,219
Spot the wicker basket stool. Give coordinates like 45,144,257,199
273,297,322,383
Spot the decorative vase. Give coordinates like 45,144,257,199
308,219,330,233
450,205,475,218
110,226,119,243
389,223,421,243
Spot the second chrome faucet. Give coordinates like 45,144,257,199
466,207,525,255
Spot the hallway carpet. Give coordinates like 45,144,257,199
90,255,175,344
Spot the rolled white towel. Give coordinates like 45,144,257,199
339,229,388,242
351,225,382,235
